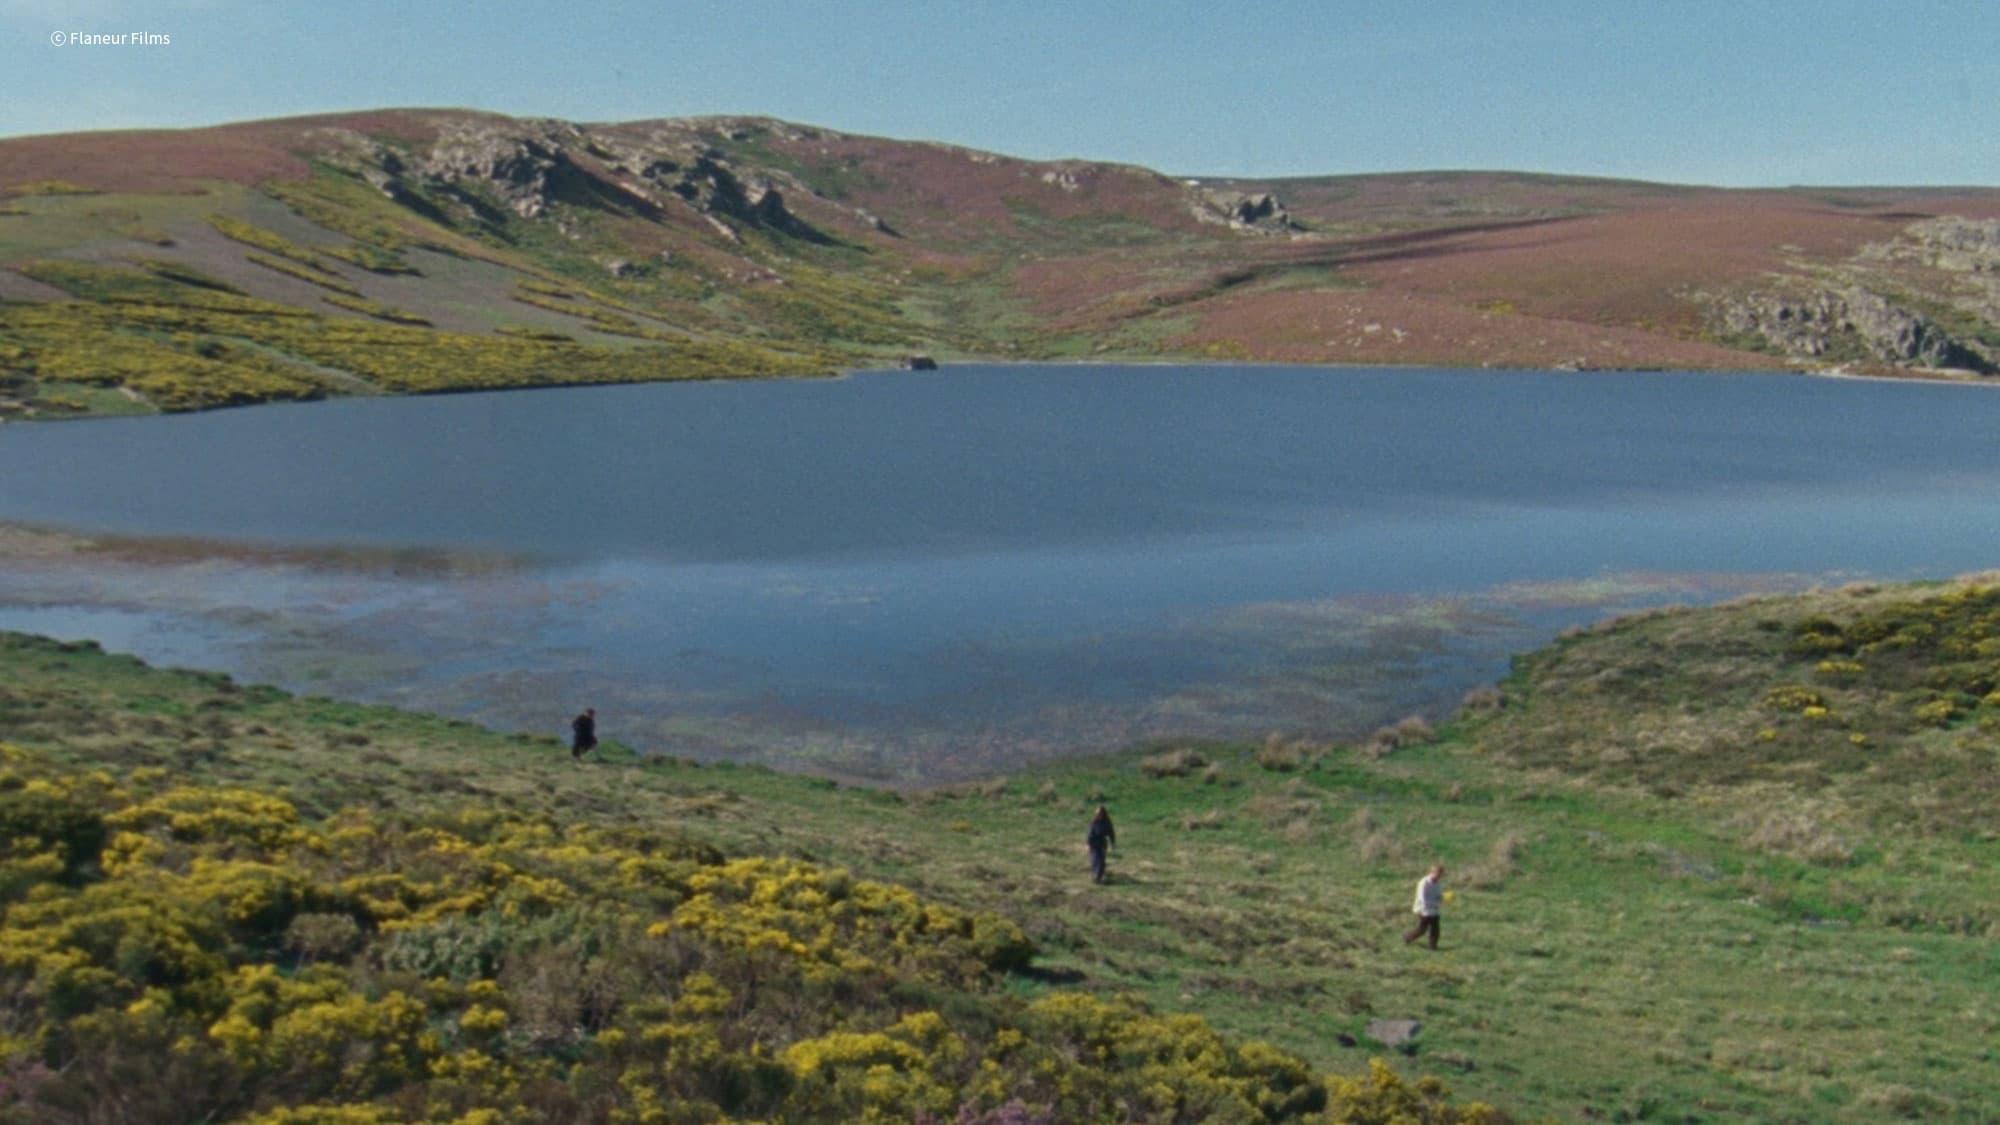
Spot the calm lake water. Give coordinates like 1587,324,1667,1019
3,364,1999,779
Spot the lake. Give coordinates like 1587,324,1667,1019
3,364,1999,780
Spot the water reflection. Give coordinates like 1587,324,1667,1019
3,366,1998,780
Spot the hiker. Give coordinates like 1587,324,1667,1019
1403,863,1444,949
570,708,598,760
1087,805,1116,883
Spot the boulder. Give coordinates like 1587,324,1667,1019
1365,1018,1421,1049
1191,188,1300,234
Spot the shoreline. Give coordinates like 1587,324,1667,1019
5,354,1994,426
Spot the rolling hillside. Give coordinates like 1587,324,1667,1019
3,109,1999,418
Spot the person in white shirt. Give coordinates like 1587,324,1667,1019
1403,864,1445,949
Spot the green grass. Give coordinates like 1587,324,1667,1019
1,258,838,413
245,251,362,295
6,575,2000,1117
209,214,341,272
320,292,433,326
263,167,473,262
0,633,1497,1123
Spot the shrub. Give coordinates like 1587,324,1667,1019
1761,684,1824,713
1460,831,1527,889
284,913,362,963
246,252,361,295
210,215,337,272
1362,715,1435,758
1139,748,1206,778
1789,617,1849,657
4,256,840,418
0,742,1491,1123
321,293,432,326
1913,698,1959,727
0,788,108,881
1255,735,1304,772
1459,685,1504,715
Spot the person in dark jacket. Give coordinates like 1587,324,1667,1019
1087,805,1116,883
570,708,598,760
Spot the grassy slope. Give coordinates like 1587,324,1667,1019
0,635,1496,1124
7,574,2000,1118
7,111,2000,420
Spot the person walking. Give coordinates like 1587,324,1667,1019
1403,863,1445,949
1086,805,1116,884
570,708,598,760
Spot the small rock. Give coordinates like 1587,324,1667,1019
1365,1018,1421,1048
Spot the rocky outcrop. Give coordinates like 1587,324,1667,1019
1864,217,2000,273
416,119,587,219
317,118,826,242
1713,287,1996,373
1189,187,1300,234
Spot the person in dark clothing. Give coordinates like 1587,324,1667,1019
1086,805,1116,883
570,708,598,760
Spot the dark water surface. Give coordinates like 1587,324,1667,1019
3,365,1998,779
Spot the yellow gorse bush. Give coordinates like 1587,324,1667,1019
0,745,1495,1121
1,258,838,417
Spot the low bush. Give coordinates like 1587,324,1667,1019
1139,748,1207,778
0,745,1499,1121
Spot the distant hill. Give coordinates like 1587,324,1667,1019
3,108,1999,417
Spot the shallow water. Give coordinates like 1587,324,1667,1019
3,364,1998,779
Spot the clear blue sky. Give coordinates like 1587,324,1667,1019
3,0,1994,187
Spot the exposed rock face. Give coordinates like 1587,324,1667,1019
417,119,585,219
1714,287,1996,373
1040,168,1083,192
322,117,824,241
1190,188,1300,234
1866,217,2000,273
1228,193,1286,225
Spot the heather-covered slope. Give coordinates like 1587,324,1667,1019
4,110,1998,418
